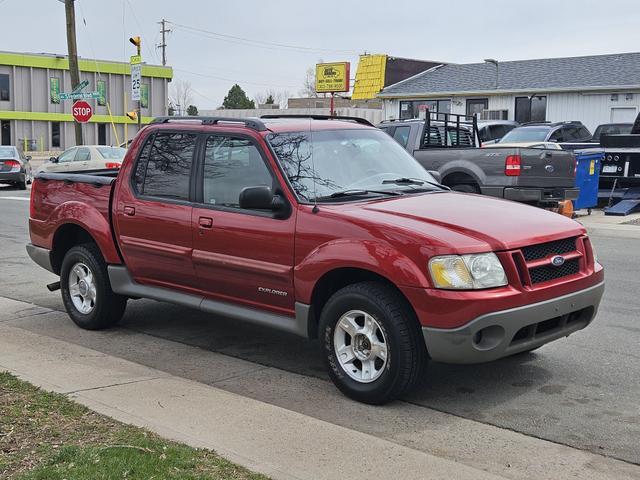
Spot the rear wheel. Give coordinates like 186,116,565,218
451,183,479,194
60,243,127,330
319,282,426,405
17,177,27,190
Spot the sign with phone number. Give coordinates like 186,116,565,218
315,62,350,93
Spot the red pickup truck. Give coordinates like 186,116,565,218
27,115,604,404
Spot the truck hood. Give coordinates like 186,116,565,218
342,192,585,252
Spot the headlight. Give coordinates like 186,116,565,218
428,252,507,289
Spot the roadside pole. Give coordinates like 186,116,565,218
64,0,83,145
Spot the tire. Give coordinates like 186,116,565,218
17,178,27,190
60,243,127,330
319,282,426,405
451,183,479,194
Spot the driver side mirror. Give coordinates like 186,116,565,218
49,156,59,163
239,186,281,210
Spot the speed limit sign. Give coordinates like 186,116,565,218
131,63,141,101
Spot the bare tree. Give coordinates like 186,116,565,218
300,67,319,98
170,79,194,116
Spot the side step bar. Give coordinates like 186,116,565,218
107,266,310,338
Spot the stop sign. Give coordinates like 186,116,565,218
72,100,93,123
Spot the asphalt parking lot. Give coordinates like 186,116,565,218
1,183,639,468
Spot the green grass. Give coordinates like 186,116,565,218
0,372,269,480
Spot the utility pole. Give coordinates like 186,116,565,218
64,0,83,145
158,19,170,66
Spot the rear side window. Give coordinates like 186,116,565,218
392,126,411,147
134,132,196,200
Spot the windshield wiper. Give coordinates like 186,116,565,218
324,189,403,199
382,177,451,191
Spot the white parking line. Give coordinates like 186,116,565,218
0,196,30,201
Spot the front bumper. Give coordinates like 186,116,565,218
422,281,604,364
503,187,580,203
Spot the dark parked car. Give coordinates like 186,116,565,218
0,146,33,190
499,121,592,144
477,120,519,145
590,123,633,143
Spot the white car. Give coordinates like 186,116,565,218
38,146,126,174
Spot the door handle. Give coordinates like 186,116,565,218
199,217,213,229
124,206,135,216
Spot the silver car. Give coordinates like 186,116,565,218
38,145,126,174
0,146,33,190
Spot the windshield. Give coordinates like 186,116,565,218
0,146,16,158
499,127,549,143
592,124,632,142
97,147,126,159
268,129,440,201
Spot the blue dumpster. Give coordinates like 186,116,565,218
573,149,603,211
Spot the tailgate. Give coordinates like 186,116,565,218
517,148,576,187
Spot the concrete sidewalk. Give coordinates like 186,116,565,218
1,296,639,480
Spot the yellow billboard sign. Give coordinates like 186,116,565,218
315,62,350,93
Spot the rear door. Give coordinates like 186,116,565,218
517,147,576,187
114,130,199,290
191,132,296,314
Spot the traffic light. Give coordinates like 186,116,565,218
129,36,141,48
126,111,138,121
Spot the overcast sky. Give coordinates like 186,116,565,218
3,0,640,108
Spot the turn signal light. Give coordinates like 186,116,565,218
505,155,521,176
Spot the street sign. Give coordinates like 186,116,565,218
315,62,350,93
59,91,101,100
131,63,142,101
130,54,142,65
72,100,93,123
72,80,89,93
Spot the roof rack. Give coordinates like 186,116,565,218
151,116,267,131
260,114,374,127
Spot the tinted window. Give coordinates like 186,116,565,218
133,139,153,193
549,129,565,142
392,126,411,147
75,147,91,161
592,123,632,142
138,132,196,200
576,127,591,141
202,136,272,208
488,125,507,141
0,74,9,101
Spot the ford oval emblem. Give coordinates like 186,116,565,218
551,255,565,267
545,165,555,173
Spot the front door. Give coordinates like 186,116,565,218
114,131,198,290
191,133,296,315
47,147,77,172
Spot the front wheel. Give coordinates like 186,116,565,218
60,243,127,330
319,282,426,405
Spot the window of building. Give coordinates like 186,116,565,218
392,126,411,147
466,98,488,117
515,96,547,123
98,124,107,145
0,74,9,101
399,99,451,120
202,136,272,208
51,122,61,148
136,132,196,200
97,80,106,106
1,120,10,145
50,77,60,104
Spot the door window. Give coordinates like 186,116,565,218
391,126,411,147
135,132,196,200
549,129,565,142
57,148,77,163
202,136,272,208
75,147,91,161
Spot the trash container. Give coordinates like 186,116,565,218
573,149,603,212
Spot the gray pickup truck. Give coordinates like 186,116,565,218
379,115,579,205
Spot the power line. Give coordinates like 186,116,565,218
168,21,359,55
174,67,300,89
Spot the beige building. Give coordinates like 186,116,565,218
0,50,172,151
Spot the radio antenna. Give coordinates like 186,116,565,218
309,117,319,213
